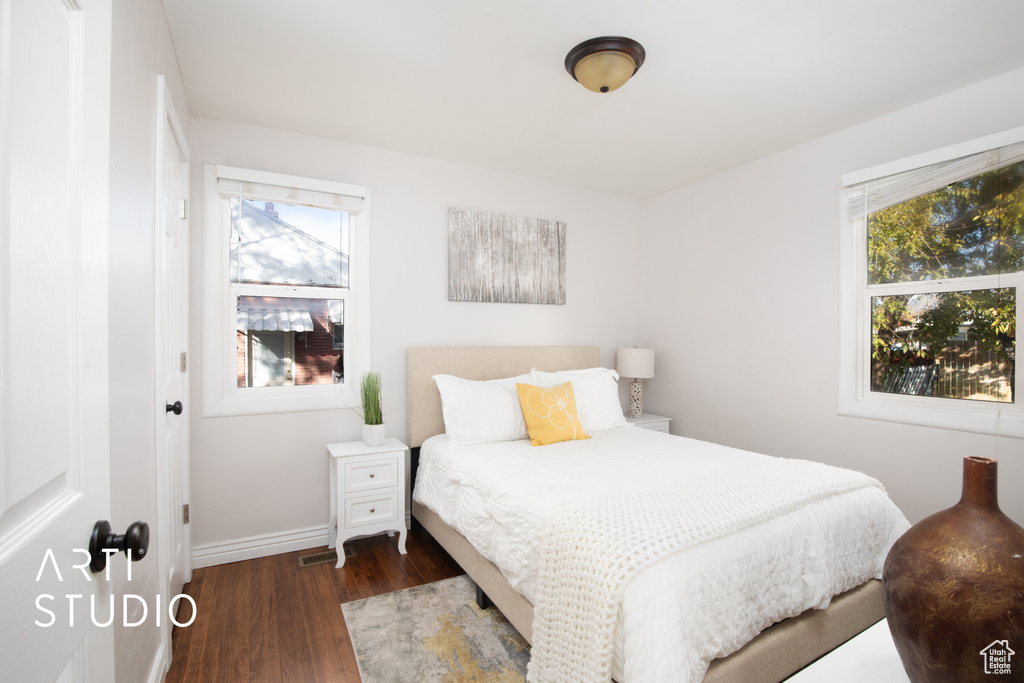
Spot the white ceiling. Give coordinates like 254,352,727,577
161,0,1024,198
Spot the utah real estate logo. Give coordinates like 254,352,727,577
980,640,1015,676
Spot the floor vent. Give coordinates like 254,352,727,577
298,547,351,568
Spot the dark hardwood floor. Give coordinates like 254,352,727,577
165,526,463,683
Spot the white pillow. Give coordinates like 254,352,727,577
433,373,532,447
530,367,628,432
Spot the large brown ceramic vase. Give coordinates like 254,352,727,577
882,456,1024,683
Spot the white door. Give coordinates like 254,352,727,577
155,78,191,620
250,331,292,386
0,0,116,680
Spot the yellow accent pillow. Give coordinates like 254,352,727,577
516,381,591,446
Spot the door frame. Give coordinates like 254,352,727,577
153,74,191,663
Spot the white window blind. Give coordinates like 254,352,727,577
216,165,365,213
846,140,1024,221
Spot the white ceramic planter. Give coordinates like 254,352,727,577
362,423,386,447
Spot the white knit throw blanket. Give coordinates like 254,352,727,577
525,458,883,683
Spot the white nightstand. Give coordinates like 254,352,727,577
327,438,408,567
625,413,672,433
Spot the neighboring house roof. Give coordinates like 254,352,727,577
231,200,348,287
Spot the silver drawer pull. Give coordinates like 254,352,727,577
369,507,375,513
369,473,375,478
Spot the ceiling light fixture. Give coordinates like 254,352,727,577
565,36,645,93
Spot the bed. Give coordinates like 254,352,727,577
407,345,909,683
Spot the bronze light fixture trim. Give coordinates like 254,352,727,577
565,36,646,93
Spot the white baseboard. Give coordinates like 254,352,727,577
192,525,331,569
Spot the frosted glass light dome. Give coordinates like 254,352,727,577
565,36,645,93
573,50,638,93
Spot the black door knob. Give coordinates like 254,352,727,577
89,520,150,573
166,401,183,415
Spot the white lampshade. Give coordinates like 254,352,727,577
616,347,655,379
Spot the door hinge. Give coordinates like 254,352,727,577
180,351,188,373
179,199,188,219
183,504,190,524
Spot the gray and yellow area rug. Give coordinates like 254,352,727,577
342,575,530,682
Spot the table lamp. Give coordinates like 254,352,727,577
616,347,655,417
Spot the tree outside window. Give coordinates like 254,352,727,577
868,161,1022,403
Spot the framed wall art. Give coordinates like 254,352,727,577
447,207,566,304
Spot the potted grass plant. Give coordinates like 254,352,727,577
360,371,386,446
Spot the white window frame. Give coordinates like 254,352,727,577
839,126,1024,439
201,164,371,417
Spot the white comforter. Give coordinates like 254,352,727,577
412,427,909,683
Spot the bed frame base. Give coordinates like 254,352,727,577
413,500,883,683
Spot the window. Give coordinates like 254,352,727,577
202,165,370,416
236,296,343,388
839,128,1024,438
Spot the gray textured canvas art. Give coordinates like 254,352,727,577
448,207,566,304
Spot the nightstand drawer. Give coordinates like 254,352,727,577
345,492,399,528
344,458,399,493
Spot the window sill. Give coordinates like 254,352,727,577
202,384,361,418
838,392,1024,439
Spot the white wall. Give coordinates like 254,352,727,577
108,0,191,680
641,67,1024,526
187,119,644,558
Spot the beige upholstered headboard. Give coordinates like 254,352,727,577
406,345,601,447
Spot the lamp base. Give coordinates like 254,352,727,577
628,381,643,417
